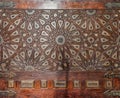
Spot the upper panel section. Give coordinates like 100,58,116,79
0,0,120,9
1,9,120,74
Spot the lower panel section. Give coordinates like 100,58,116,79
0,71,120,98
16,89,105,98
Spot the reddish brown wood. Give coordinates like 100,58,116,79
1,72,118,98
34,80,40,89
1,76,120,97
1,0,119,9
48,80,53,89
0,2,120,98
0,79,7,90
1,71,120,97
68,80,73,90
63,2,105,9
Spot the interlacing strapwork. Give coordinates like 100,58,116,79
0,9,120,73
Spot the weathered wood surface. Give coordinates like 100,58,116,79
0,0,120,9
0,1,120,98
0,71,120,98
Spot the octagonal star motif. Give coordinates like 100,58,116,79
40,19,82,61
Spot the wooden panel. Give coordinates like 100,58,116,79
0,79,7,90
0,9,3,63
0,0,120,9
1,9,119,73
1,9,120,98
3,72,119,98
1,72,120,97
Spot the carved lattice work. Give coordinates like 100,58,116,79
0,9,120,73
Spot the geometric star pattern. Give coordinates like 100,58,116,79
1,9,120,72
1,9,23,61
0,9,3,62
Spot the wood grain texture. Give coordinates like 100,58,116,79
0,5,120,98
0,0,120,9
0,79,7,90
0,72,119,98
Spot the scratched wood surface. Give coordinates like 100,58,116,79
0,0,120,9
0,72,120,98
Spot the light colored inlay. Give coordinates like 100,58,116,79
0,35,3,45
116,35,120,45
56,35,65,45
86,10,96,15
25,10,35,15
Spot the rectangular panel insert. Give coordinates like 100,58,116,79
41,80,47,88
73,80,80,88
86,80,99,88
21,80,34,88
54,80,66,88
8,80,14,88
105,80,113,89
